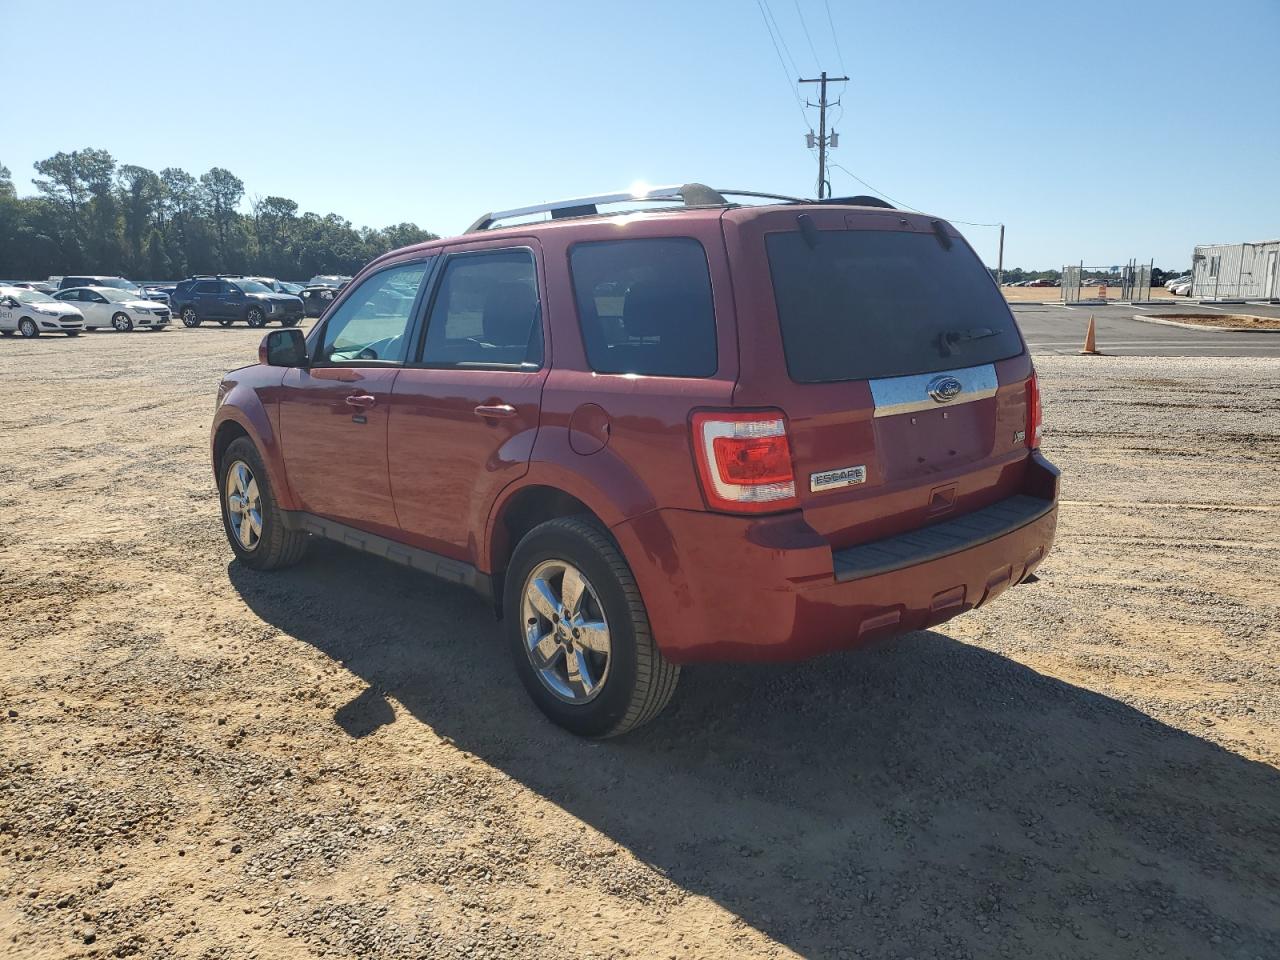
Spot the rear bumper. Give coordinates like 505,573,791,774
612,452,1060,664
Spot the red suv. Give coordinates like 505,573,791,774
211,184,1058,737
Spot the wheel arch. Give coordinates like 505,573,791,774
210,387,297,510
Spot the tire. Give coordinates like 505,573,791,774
181,306,200,327
18,318,39,338
504,516,678,738
281,317,300,327
218,436,308,571
246,307,267,328
1,330,13,337
111,312,133,332
218,317,234,327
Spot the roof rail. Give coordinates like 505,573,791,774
466,183,808,233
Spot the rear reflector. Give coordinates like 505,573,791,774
1026,372,1042,449
691,411,798,513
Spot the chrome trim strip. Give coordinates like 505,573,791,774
869,363,998,418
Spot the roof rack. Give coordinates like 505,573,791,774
465,183,811,233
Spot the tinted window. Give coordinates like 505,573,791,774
193,281,218,295
766,229,1023,383
569,238,716,378
421,250,541,367
319,261,429,364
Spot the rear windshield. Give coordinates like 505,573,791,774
766,229,1023,382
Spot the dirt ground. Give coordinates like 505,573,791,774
1146,313,1280,331
2,327,1278,960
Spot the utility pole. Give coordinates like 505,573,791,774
997,224,1005,289
800,70,848,199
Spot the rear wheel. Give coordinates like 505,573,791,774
111,312,133,332
18,318,38,338
218,436,308,570
181,306,200,327
504,516,678,738
246,307,267,328
281,317,300,327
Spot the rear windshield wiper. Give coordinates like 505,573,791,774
937,326,998,357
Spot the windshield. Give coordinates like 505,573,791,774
94,277,140,291
97,288,137,303
766,229,1023,382
15,289,57,304
233,280,273,295
281,282,303,294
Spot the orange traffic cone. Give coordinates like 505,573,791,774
1079,314,1101,355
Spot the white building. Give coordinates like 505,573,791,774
1190,239,1280,300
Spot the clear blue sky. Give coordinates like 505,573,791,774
6,0,1279,269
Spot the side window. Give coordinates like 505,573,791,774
569,238,717,378
193,281,217,295
318,260,430,365
421,250,542,368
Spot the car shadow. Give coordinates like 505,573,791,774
229,543,1280,958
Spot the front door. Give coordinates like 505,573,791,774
277,259,433,533
388,243,548,563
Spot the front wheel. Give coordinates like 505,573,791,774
218,437,308,570
18,318,39,338
246,307,267,328
181,307,200,327
504,516,678,738
280,317,300,327
112,312,133,332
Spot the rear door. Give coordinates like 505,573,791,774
277,258,433,532
386,241,548,563
726,208,1035,549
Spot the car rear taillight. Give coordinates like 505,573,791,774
1026,371,1042,449
691,411,798,513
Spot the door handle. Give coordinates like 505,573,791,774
345,394,377,409
474,403,517,419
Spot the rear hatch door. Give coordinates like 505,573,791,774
724,207,1035,549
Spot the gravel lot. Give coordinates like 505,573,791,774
2,328,1278,960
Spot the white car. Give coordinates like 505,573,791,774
52,286,171,331
1164,274,1191,291
1171,279,1194,297
0,285,85,337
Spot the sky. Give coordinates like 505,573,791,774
5,0,1279,269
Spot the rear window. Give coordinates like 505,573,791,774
569,238,717,378
766,229,1023,382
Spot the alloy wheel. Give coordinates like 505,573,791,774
224,460,263,552
112,313,132,332
18,318,38,338
521,560,612,703
181,307,199,327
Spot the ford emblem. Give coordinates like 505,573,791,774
927,375,963,403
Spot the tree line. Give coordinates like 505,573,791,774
0,149,438,281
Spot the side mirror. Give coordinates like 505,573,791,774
260,328,308,367
1,297,18,308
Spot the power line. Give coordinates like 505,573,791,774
822,0,847,75
760,0,802,80
801,72,848,199
793,0,822,68
754,0,810,128
827,162,1003,227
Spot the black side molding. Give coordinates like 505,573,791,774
279,510,494,601
833,494,1055,582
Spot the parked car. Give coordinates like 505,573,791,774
58,274,171,306
0,285,85,337
171,276,304,328
210,183,1057,738
52,286,170,331
299,275,351,317
243,276,304,298
1026,278,1054,287
1171,279,1194,296
1164,274,1192,291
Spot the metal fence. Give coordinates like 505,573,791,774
1060,260,1153,304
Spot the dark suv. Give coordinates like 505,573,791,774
211,184,1058,737
172,276,304,328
